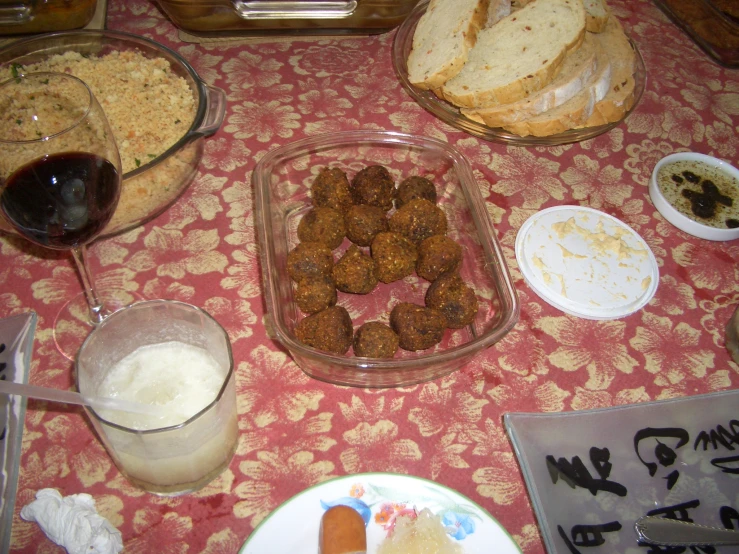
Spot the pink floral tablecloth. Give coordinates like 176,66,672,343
2,0,738,552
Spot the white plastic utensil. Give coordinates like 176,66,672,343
0,380,165,417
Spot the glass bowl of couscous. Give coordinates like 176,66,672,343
0,30,226,238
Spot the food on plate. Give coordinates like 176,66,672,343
350,165,397,211
296,275,337,314
406,0,491,90
388,198,448,244
499,32,612,136
371,231,419,283
332,245,379,294
344,204,389,246
376,508,463,554
298,207,347,249
287,242,334,282
655,158,739,229
294,305,353,355
13,50,195,174
581,16,636,127
583,0,610,32
462,32,602,127
319,505,367,554
377,508,463,554
7,49,199,232
390,302,448,351
312,167,354,212
425,271,479,328
439,0,587,108
408,0,639,137
353,321,400,358
396,175,438,208
416,235,463,281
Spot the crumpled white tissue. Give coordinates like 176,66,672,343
20,488,123,554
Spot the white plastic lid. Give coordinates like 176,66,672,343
515,206,659,320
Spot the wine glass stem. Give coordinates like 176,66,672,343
71,246,107,325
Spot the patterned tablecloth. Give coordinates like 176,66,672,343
2,0,738,552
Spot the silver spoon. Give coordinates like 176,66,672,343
635,516,739,547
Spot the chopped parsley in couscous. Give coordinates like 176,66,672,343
12,49,196,174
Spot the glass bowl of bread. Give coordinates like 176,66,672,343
392,0,646,146
253,131,520,388
0,30,226,239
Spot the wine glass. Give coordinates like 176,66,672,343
0,72,122,357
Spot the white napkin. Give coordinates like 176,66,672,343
20,488,123,554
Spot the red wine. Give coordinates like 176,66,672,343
1,152,120,249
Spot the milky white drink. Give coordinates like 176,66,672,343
94,340,238,495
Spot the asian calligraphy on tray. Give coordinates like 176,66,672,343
504,390,739,554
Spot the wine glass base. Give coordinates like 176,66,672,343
53,290,143,360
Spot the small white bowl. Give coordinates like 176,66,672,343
649,152,739,241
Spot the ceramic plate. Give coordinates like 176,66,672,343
505,390,739,554
0,312,37,553
239,472,521,553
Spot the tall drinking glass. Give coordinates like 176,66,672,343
0,72,122,356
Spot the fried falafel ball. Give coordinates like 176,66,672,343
294,305,353,355
287,242,334,283
389,302,448,351
388,198,448,244
297,207,346,249
311,167,353,212
350,165,396,211
416,235,463,282
295,275,337,314
371,231,418,284
332,245,378,294
425,272,478,329
396,175,437,209
344,204,389,247
353,321,399,358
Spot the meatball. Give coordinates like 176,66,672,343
396,175,437,209
390,302,447,351
416,235,463,281
350,165,396,211
353,321,399,358
371,231,418,284
297,207,346,249
294,305,353,355
295,275,337,314
332,245,378,294
344,204,389,247
425,272,478,329
311,167,353,212
388,198,447,244
287,242,334,283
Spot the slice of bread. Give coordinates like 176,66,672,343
501,39,612,136
584,0,609,32
485,0,512,28
584,17,637,126
461,32,599,127
406,0,491,90
439,0,587,108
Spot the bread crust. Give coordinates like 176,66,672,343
407,0,491,90
440,0,587,108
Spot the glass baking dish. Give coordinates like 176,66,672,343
0,30,226,238
154,0,420,35
253,130,520,388
0,0,97,35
